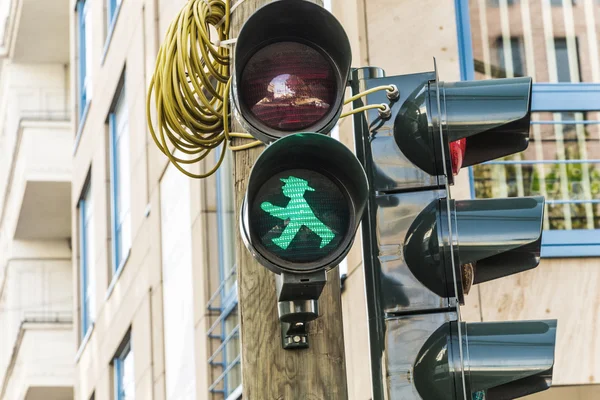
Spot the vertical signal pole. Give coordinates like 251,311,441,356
229,1,349,399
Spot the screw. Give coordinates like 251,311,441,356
293,335,301,343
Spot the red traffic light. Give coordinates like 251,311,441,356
239,41,337,132
232,0,351,143
449,138,466,176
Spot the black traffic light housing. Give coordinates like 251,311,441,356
394,313,557,400
351,64,557,399
240,133,368,276
231,0,352,143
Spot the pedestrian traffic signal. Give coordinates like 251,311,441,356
351,65,557,399
241,133,367,276
231,0,351,143
233,1,362,349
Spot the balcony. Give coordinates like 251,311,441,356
2,0,69,63
0,312,74,400
0,104,71,241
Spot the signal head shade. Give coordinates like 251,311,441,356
394,76,533,181
232,0,352,143
413,320,557,400
403,196,545,302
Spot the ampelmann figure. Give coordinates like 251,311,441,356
261,176,335,250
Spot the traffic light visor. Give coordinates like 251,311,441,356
443,77,533,167
453,196,545,284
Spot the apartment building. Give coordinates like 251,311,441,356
70,1,599,400
0,0,74,400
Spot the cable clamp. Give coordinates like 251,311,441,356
215,0,247,28
217,38,237,47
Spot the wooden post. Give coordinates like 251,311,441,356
230,1,349,399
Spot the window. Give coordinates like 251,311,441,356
107,0,122,30
114,337,135,400
488,0,518,6
79,178,95,338
109,85,131,273
550,0,576,6
208,151,241,399
77,0,93,119
160,164,197,399
456,0,600,256
554,38,580,83
493,37,526,77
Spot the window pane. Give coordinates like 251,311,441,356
209,150,241,399
469,0,593,83
493,37,526,77
160,164,197,400
84,1,93,99
472,112,600,230
122,349,135,400
488,0,519,6
217,150,236,295
224,307,241,395
116,346,135,400
111,88,131,268
80,182,95,336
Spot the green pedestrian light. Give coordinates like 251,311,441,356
241,133,367,275
259,175,337,251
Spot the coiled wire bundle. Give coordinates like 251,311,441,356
146,0,260,179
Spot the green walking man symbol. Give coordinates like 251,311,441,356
261,176,336,250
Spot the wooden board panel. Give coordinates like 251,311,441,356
477,258,600,385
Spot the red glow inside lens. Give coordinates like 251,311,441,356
450,138,467,175
240,42,337,131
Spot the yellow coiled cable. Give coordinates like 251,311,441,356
146,0,262,179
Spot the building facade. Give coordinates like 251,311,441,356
0,0,74,400
69,1,599,400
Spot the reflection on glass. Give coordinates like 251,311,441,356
472,112,600,230
488,0,519,6
470,0,591,83
494,37,526,77
554,38,580,82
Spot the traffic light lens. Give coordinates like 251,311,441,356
240,42,337,131
450,138,467,175
250,169,350,263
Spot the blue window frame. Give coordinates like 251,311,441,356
455,0,600,257
114,337,135,400
107,0,122,29
79,178,94,338
109,85,131,273
77,0,92,119
208,150,241,399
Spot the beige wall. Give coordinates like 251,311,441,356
0,6,74,399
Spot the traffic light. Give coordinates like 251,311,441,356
231,0,351,144
351,64,557,399
234,1,366,349
385,312,557,400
